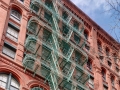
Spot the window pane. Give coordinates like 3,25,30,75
0,74,7,82
11,78,19,88
0,81,6,89
0,74,7,89
10,85,19,90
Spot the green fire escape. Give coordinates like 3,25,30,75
23,0,89,90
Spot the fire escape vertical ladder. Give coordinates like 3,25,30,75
22,0,89,90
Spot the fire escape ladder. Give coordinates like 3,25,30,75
67,63,75,81
49,73,59,90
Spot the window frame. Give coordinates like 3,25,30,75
6,23,19,42
0,73,19,90
10,9,21,22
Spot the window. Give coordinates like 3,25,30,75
62,24,69,36
87,59,92,70
103,85,108,90
2,42,16,59
45,0,53,9
44,12,52,23
99,55,104,62
19,0,24,2
0,73,19,90
74,33,80,44
73,21,79,30
62,11,68,20
28,21,38,34
30,3,39,13
113,53,118,63
111,76,115,86
108,61,112,68
101,69,106,80
116,67,119,73
10,9,21,21
85,44,90,51
6,23,19,42
74,51,80,63
89,76,94,89
84,30,88,40
31,87,43,90
105,47,110,56
97,40,102,51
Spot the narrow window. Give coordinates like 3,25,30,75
6,23,19,42
84,30,88,40
87,59,92,70
106,47,110,56
62,11,68,20
101,69,106,80
97,40,102,51
111,76,115,86
2,42,16,59
73,21,79,30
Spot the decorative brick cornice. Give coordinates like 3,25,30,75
0,1,9,11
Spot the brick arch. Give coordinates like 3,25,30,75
0,64,26,87
27,80,50,90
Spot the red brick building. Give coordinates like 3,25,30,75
0,0,120,90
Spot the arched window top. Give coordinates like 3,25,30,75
0,73,20,90
10,8,21,21
31,87,43,90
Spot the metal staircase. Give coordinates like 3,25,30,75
23,0,89,90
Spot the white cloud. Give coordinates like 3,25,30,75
70,0,110,17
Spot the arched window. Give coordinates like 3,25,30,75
28,21,38,34
84,30,88,40
0,73,19,90
10,9,21,21
31,87,43,90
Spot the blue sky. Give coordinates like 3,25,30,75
70,0,120,42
